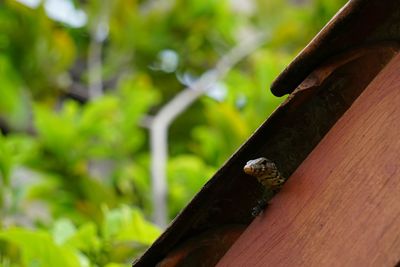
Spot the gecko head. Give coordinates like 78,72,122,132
243,157,277,177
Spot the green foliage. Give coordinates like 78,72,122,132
0,0,346,265
0,228,81,267
167,155,215,217
0,206,160,267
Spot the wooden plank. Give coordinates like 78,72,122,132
218,54,400,267
134,45,398,266
271,0,400,96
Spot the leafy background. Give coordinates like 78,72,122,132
0,0,345,266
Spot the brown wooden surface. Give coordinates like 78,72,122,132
156,225,245,267
271,0,400,96
133,44,398,267
218,54,400,267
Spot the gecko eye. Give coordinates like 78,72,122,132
260,158,268,165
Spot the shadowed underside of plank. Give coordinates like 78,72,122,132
218,54,400,267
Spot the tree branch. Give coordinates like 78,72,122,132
87,3,110,100
149,32,267,228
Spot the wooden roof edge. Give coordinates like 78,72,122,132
133,42,399,267
219,52,400,267
271,0,400,96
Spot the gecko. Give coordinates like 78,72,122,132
243,157,286,216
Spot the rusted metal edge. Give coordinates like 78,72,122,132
271,0,400,96
133,43,399,267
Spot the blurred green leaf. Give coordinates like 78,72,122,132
167,155,215,217
52,219,101,252
102,205,160,244
0,135,13,186
0,228,81,267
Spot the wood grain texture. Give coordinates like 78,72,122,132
134,45,398,267
217,54,400,267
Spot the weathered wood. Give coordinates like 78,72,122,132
133,44,398,267
218,54,400,267
271,0,400,96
